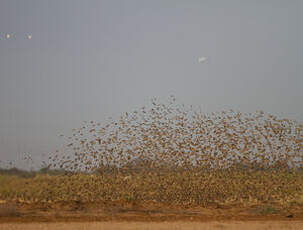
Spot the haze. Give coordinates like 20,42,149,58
0,0,302,169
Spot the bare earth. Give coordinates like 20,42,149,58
1,221,303,230
1,202,303,229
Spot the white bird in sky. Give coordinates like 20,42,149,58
198,56,208,63
0,33,32,40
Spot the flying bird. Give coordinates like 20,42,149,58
198,57,208,63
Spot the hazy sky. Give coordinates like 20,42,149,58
0,0,303,168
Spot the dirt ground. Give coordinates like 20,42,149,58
1,202,303,229
0,201,302,221
1,221,303,230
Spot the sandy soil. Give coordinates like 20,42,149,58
1,202,303,229
1,221,303,230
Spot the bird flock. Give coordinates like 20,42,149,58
1,97,303,206
49,96,303,173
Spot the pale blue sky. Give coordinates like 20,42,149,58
0,0,302,168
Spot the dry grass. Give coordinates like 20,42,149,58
0,169,303,207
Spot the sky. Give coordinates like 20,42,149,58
0,0,303,168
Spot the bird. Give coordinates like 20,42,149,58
198,57,208,63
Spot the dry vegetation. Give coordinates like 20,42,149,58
1,168,303,207
0,96,303,216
